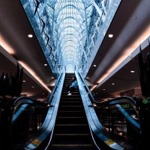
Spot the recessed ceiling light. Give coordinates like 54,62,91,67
32,86,35,89
93,103,97,107
103,88,106,91
28,34,33,38
23,80,26,83
108,34,114,38
93,64,97,67
44,63,48,66
130,70,135,73
112,82,115,85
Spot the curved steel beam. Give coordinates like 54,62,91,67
55,4,84,19
59,33,82,42
57,25,81,36
62,45,77,52
60,40,78,48
57,16,84,29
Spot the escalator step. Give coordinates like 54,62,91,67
50,144,96,150
51,134,92,144
58,111,85,117
57,116,86,124
59,105,83,111
54,124,89,134
60,101,81,105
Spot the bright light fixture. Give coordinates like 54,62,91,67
93,64,97,67
44,63,48,66
112,83,115,85
28,34,33,38
108,34,114,38
130,70,135,73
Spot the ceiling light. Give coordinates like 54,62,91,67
130,70,135,73
103,88,106,91
28,34,33,38
108,34,114,38
23,80,26,83
93,64,97,67
32,86,35,89
44,63,48,66
112,83,115,85
93,103,97,107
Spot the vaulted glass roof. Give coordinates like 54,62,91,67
53,0,92,72
20,0,121,74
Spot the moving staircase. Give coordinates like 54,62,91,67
48,74,97,150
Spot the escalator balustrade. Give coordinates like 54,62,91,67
48,74,97,150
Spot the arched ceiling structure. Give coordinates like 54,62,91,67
20,0,121,74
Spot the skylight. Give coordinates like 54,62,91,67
20,0,121,74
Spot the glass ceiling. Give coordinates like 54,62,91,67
54,0,89,72
20,0,121,75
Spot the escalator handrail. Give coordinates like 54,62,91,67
115,104,140,130
77,72,141,133
12,71,64,123
12,96,47,123
76,71,124,150
48,72,64,103
24,72,65,150
96,96,136,107
96,97,141,130
78,71,97,103
78,72,137,108
13,96,47,107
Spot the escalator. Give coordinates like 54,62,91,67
25,73,123,149
12,72,136,149
48,74,97,150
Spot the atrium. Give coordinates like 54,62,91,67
0,0,150,150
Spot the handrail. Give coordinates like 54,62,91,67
76,71,124,150
77,72,141,133
95,96,141,130
78,71,96,103
24,72,65,149
13,96,46,107
48,72,64,103
77,71,137,108
96,96,136,107
12,96,47,123
115,104,140,131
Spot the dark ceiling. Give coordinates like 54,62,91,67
87,0,150,99
0,0,150,101
0,0,54,101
